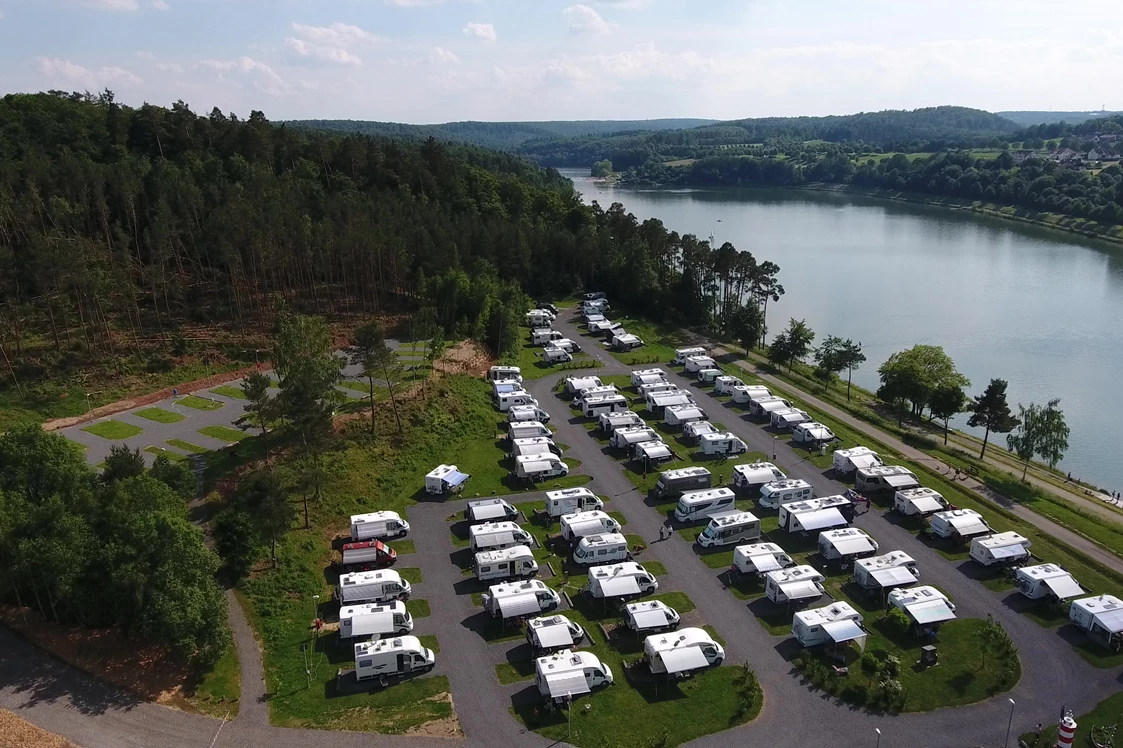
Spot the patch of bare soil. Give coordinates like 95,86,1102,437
403,693,463,739
0,710,78,748
434,341,492,377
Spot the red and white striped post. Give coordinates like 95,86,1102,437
1055,711,1077,748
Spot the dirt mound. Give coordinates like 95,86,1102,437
0,710,78,748
435,341,493,377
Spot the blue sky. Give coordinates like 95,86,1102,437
0,0,1118,123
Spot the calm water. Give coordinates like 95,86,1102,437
562,170,1123,491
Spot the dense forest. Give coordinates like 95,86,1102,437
996,110,1122,126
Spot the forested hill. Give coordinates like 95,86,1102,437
287,118,720,151
997,110,1123,126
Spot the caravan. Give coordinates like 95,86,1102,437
336,570,411,605
559,511,621,541
1014,564,1084,601
853,551,920,593
893,487,949,516
513,454,570,483
792,602,867,650
697,367,723,384
611,333,644,351
1069,596,1123,650
638,380,679,399
684,355,717,373
699,432,748,456
565,375,603,395
646,390,695,414
778,495,853,534
353,636,435,680
732,463,787,493
748,395,793,418
672,347,707,364
696,510,761,548
464,498,519,524
508,421,551,441
496,391,538,412
854,465,919,493
683,420,719,443
969,532,1031,567
664,404,707,427
488,366,523,383
757,479,814,509
351,511,410,541
731,543,794,576
653,466,713,499
545,487,603,518
531,328,564,346
542,346,572,365
832,447,882,475
791,422,836,445
468,521,534,553
339,601,414,639
625,600,681,633
482,580,561,619
509,405,553,424
582,394,629,418
765,565,826,605
888,586,957,629
770,408,811,429
631,369,668,388
732,385,771,404
584,562,658,600
634,441,674,463
713,375,744,395
510,437,562,458
526,615,586,653
572,533,630,565
534,650,613,704
674,487,737,523
818,528,879,567
474,545,539,582
929,509,991,541
643,629,724,677
424,464,471,496
609,427,662,450
599,411,644,433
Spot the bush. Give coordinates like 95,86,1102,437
884,608,913,638
840,683,869,705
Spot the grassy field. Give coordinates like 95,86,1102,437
198,425,250,443
81,419,144,440
210,385,248,400
144,445,186,462
500,339,601,380
134,407,185,424
184,642,241,718
446,419,592,498
167,438,210,454
598,317,693,366
178,395,224,410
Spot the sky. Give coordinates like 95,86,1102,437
0,0,1120,123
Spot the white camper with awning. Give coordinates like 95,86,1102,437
732,462,787,492
765,565,826,605
969,532,1031,567
683,420,719,443
610,426,662,450
425,464,471,496
832,446,882,475
1069,595,1123,649
748,395,793,418
638,381,679,399
535,650,613,703
599,411,644,433
713,375,744,395
792,601,867,650
559,511,621,541
929,509,991,541
792,422,836,445
758,478,813,509
584,562,658,600
526,615,586,652
672,347,707,364
731,542,794,576
482,580,561,619
818,528,879,566
684,355,717,373
664,404,707,427
624,600,681,633
696,510,761,548
731,385,771,404
770,408,812,429
339,601,414,639
644,628,724,677
465,498,519,524
778,495,853,534
631,369,668,387
511,436,562,458
888,586,957,628
853,551,920,593
1015,564,1084,601
635,440,674,463
513,454,570,482
565,375,603,395
893,487,949,516
646,390,695,414
469,521,534,553
474,545,539,582
855,465,919,493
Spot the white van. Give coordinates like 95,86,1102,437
336,570,411,605
674,487,737,523
532,329,564,346
684,355,717,374
465,498,520,524
545,487,603,518
583,394,629,418
488,365,522,383
513,454,570,482
697,368,722,384
631,369,668,387
672,347,707,365
638,381,679,398
509,421,551,441
653,466,713,499
572,533,631,565
351,511,410,541
758,479,814,509
584,562,658,599
732,384,772,404
482,580,561,619
542,347,572,365
572,385,618,406
525,311,552,328
549,338,581,354
511,436,562,458
339,601,413,639
496,391,539,412
469,521,534,552
535,650,613,704
559,510,621,541
713,375,744,395
696,510,761,548
509,405,552,424
699,432,748,456
664,404,707,427
732,462,786,492
474,545,539,582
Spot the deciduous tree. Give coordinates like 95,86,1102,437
928,384,968,445
1007,398,1070,480
966,378,1019,460
877,345,969,418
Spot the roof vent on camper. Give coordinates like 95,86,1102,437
392,638,403,646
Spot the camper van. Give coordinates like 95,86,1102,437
770,408,812,429
1015,564,1083,601
525,310,553,328
340,540,397,571
632,440,672,463
534,650,613,704
674,487,737,523
646,390,695,414
765,565,826,605
531,328,564,346
1069,595,1123,649
525,615,586,653
697,367,722,384
582,394,629,419
733,463,787,493
510,437,562,458
353,636,435,680
624,600,681,633
969,532,1031,567
599,411,644,433
488,366,522,383
565,375,603,395
684,355,717,374
713,375,744,395
492,381,523,402
631,369,668,387
778,495,853,534
672,347,707,365
643,629,724,677
832,446,882,475
791,422,836,445
584,562,658,599
792,602,866,649
468,521,534,553
853,551,920,593
818,528,879,567
888,586,957,629
548,338,581,355
683,420,718,443
339,601,413,639
612,333,644,351
638,380,679,398
748,395,793,418
732,385,771,404
482,580,561,619
336,570,411,605
424,464,470,496
559,511,621,542
665,404,707,427
545,487,603,518
351,511,410,541
465,498,519,524
696,510,762,548
542,346,573,365
757,479,814,509
653,466,713,499
509,421,551,441
496,391,539,412
731,543,794,576
474,545,539,582
572,533,631,565
854,465,919,493
509,405,552,424
893,487,949,516
512,454,570,483
699,432,748,456
609,426,662,450
929,509,991,541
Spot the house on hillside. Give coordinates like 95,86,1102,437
1088,147,1120,162
1093,133,1119,143
1052,147,1081,163
1013,150,1037,164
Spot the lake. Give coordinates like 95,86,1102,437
561,169,1123,492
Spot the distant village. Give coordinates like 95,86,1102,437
1013,130,1121,168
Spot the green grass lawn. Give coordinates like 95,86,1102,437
184,642,241,718
398,567,423,584
178,394,223,410
1021,690,1123,748
198,425,250,443
210,385,248,400
652,590,695,614
134,407,185,424
81,419,144,440
144,446,187,462
393,539,416,555
338,380,376,393
496,660,536,684
167,438,210,454
501,340,601,380
417,634,440,654
446,433,592,499
407,598,431,619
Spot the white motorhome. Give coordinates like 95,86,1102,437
854,465,919,493
488,365,523,383
1015,564,1084,601
542,346,573,365
888,586,957,629
510,437,562,458
643,628,725,677
509,421,552,442
599,411,644,433
683,420,718,442
631,369,668,386
482,580,561,619
893,487,949,517
672,347,707,364
351,511,411,541
778,495,853,534
353,636,435,681
765,565,826,605
791,422,836,445
674,487,737,523
611,333,644,351
585,318,611,333
339,601,413,639
584,562,658,599
699,432,748,456
646,390,695,414
535,650,613,703
697,510,761,548
832,446,882,475
496,391,538,412
465,498,519,524
929,509,991,541
424,464,470,496
684,355,717,373
713,375,744,395
565,375,603,395
732,385,771,404
748,395,793,418
733,463,788,493
548,338,581,354
770,408,812,429
635,440,674,463
665,404,707,427
653,466,712,499
818,528,879,566
559,510,621,541
624,600,681,633
853,551,920,593
731,542,794,576
493,381,523,402
525,311,553,328
697,367,722,384
969,532,1031,567
339,540,397,570
571,384,618,406
509,405,553,424
545,487,603,518
474,545,539,582
468,521,534,553
1069,595,1123,649
609,426,662,450
638,381,679,399
757,479,814,508
582,394,629,419
531,328,564,346
526,615,586,653
792,602,867,650
513,454,570,483
572,533,631,565
336,570,412,605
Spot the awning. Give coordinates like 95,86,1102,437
952,518,990,537
631,608,671,629
909,496,945,514
908,599,956,624
850,455,881,469
870,567,917,588
447,471,470,486
473,505,507,521
351,611,393,637
639,443,672,460
568,520,607,537
797,508,847,531
885,474,919,488
658,647,710,675
543,671,591,698
499,593,544,618
1044,576,1083,600
806,427,833,440
598,576,642,597
535,624,575,648
780,581,823,601
1093,608,1123,634
750,554,783,573
832,536,877,556
478,532,517,548
822,620,867,645
989,544,1029,561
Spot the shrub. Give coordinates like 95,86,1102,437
882,654,901,678
884,607,912,638
840,683,869,705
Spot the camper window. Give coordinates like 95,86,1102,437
480,565,492,573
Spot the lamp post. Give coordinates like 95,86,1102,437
1004,698,1016,748
772,436,778,461
875,727,881,748
85,392,92,413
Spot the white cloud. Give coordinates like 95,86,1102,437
431,47,461,64
290,22,379,46
151,0,169,9
463,22,496,43
564,5,611,34
34,57,142,87
198,56,286,93
284,37,363,66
